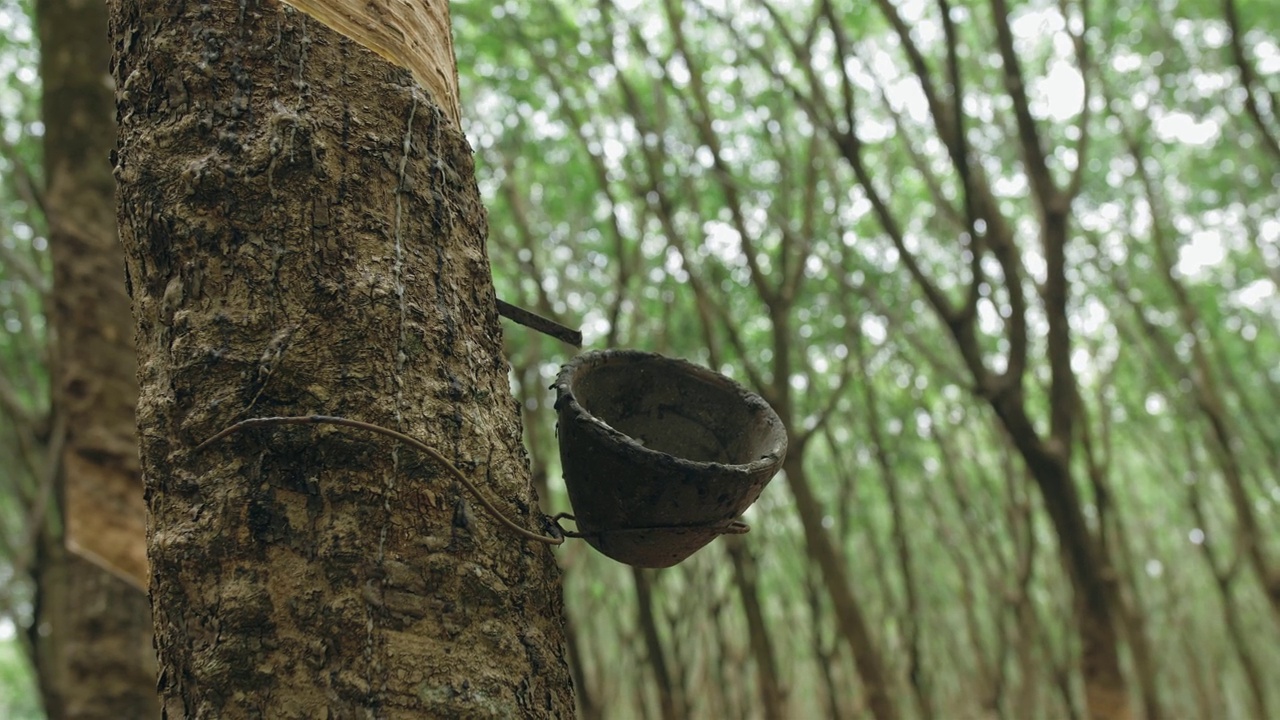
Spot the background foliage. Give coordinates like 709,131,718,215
0,0,46,714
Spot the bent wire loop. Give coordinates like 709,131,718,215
196,415,752,550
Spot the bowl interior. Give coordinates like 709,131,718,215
570,356,782,467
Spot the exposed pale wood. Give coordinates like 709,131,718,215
283,0,462,125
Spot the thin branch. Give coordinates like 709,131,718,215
1057,0,1094,201
0,408,65,617
0,371,37,427
934,0,987,325
743,0,841,129
658,0,779,309
987,0,1076,445
495,153,562,319
584,0,775,386
872,75,966,231
0,135,47,217
509,18,638,346
1223,0,1280,159
0,235,49,296
691,270,771,393
631,148,770,391
781,133,821,304
796,349,857,445
866,0,946,135
821,0,960,328
988,0,1063,211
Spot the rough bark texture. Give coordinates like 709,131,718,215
516,358,601,720
108,0,574,715
279,0,461,126
35,0,159,714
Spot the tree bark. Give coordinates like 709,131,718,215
108,0,574,715
35,0,158,714
33,542,158,719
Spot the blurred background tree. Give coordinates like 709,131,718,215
1,0,156,716
2,0,1277,717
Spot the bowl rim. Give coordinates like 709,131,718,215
553,348,788,477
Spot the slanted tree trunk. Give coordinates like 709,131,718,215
34,0,158,714
107,0,574,715
632,568,682,720
725,536,786,720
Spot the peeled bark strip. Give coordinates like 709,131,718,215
108,0,573,715
280,0,462,126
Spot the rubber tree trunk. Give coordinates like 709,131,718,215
34,0,158,714
32,546,157,718
989,394,1129,720
107,0,574,715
